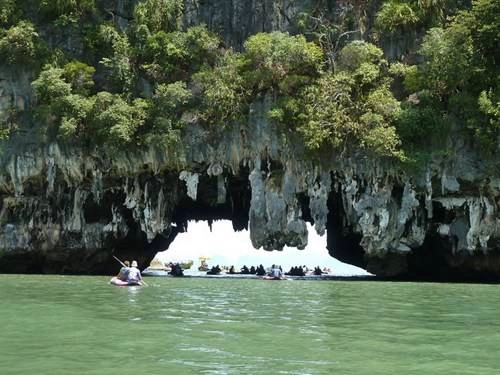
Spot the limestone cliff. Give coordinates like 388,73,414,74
0,0,498,279
0,95,498,278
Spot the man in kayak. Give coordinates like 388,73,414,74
117,260,130,281
127,260,143,285
271,265,283,279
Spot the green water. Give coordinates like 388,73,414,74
1,275,499,374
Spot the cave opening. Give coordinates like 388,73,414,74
326,185,366,270
150,220,370,276
104,165,369,277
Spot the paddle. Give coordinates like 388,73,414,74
113,255,126,268
112,255,149,286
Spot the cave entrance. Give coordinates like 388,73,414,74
151,220,369,276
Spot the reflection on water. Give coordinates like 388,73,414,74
1,275,500,375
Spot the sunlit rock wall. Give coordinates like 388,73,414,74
0,94,498,278
0,0,498,278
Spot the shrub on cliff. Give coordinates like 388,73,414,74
90,92,149,146
192,52,250,124
38,0,96,24
32,65,95,139
32,61,95,103
143,81,191,148
337,41,384,73
296,72,403,159
375,0,449,35
139,25,220,83
0,0,19,26
242,32,323,93
31,64,149,146
0,21,39,66
131,0,183,42
98,25,134,93
58,94,95,139
264,41,403,159
395,0,499,153
153,81,192,113
32,66,72,104
61,61,95,96
418,26,473,98
375,1,419,33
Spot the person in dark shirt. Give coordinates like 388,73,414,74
256,264,266,276
116,260,130,281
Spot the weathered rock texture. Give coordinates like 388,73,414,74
0,95,499,278
0,0,498,279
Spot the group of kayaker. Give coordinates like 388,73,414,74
110,260,144,286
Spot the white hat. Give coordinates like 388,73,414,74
131,261,138,267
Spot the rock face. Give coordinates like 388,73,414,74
0,95,499,279
0,0,498,279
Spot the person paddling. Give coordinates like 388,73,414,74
271,264,283,279
127,260,143,285
116,260,130,281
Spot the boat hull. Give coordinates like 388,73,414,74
262,276,284,280
109,277,141,286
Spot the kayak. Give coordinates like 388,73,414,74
262,276,284,280
109,277,142,286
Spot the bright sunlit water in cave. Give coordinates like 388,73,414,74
1,275,500,374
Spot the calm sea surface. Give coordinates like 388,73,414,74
1,275,499,374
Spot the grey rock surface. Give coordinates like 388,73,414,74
0,98,498,278
0,1,498,278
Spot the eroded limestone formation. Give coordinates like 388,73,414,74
0,1,498,279
0,101,498,278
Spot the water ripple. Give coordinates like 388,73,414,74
1,276,500,375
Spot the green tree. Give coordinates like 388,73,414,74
31,65,95,140
460,0,500,88
99,25,134,93
243,32,323,92
396,93,449,147
32,66,72,104
292,41,403,159
140,25,220,82
144,81,192,147
296,72,402,158
91,92,148,146
337,41,384,72
0,21,39,66
375,1,419,33
153,81,192,113
58,94,95,139
473,89,500,150
418,25,473,98
131,0,183,42
193,52,250,124
0,0,19,26
297,73,355,151
62,61,95,95
38,0,96,23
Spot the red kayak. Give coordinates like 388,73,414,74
109,277,142,286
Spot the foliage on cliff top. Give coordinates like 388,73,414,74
0,20,39,66
397,0,499,154
268,41,403,159
0,0,497,163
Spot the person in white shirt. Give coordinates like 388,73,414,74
271,265,283,279
127,260,143,285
